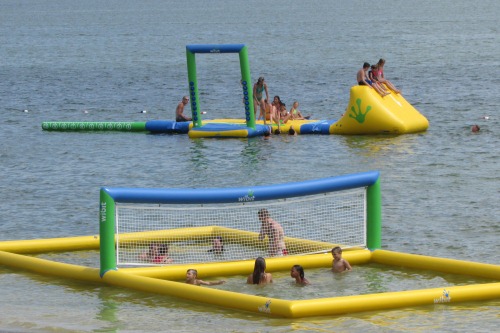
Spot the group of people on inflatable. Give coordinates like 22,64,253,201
356,58,400,97
252,77,309,127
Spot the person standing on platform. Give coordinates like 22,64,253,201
253,77,269,121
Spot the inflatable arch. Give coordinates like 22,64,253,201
186,44,254,129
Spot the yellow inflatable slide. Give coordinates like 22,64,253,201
330,85,429,134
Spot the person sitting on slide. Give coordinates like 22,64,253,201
357,62,388,97
376,58,400,94
369,64,390,96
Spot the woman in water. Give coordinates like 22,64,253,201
247,257,273,284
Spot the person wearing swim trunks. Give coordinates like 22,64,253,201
175,96,192,122
253,77,269,121
357,62,372,86
358,63,389,97
257,208,287,256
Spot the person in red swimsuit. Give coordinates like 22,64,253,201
376,58,401,94
369,64,390,96
139,243,173,264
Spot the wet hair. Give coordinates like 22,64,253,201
331,246,342,255
258,208,270,219
258,77,264,83
471,124,480,132
148,243,158,256
208,236,224,253
187,269,198,277
363,62,370,68
158,244,169,255
252,257,267,284
288,127,296,135
292,265,305,281
274,129,281,135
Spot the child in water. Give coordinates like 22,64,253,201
331,246,352,273
290,264,310,285
247,257,273,284
207,236,224,255
139,243,173,264
185,269,226,286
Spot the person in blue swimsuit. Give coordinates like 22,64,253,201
253,77,269,122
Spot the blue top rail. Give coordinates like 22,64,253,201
101,171,380,204
186,44,246,54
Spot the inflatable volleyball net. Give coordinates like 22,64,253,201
99,171,381,274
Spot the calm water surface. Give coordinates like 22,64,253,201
1,0,499,331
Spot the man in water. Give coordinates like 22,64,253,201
257,208,287,256
175,96,192,122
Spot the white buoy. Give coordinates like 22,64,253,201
23,109,29,113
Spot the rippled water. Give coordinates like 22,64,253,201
1,0,499,331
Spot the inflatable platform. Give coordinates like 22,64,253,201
42,44,429,138
42,85,428,137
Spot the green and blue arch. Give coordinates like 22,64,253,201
186,44,256,129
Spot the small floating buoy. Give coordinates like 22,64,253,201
201,111,207,115
83,110,89,114
480,116,490,120
23,109,29,113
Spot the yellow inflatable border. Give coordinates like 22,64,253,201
1,235,499,318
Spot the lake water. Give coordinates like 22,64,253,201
0,0,499,331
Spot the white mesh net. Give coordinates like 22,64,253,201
115,188,366,266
